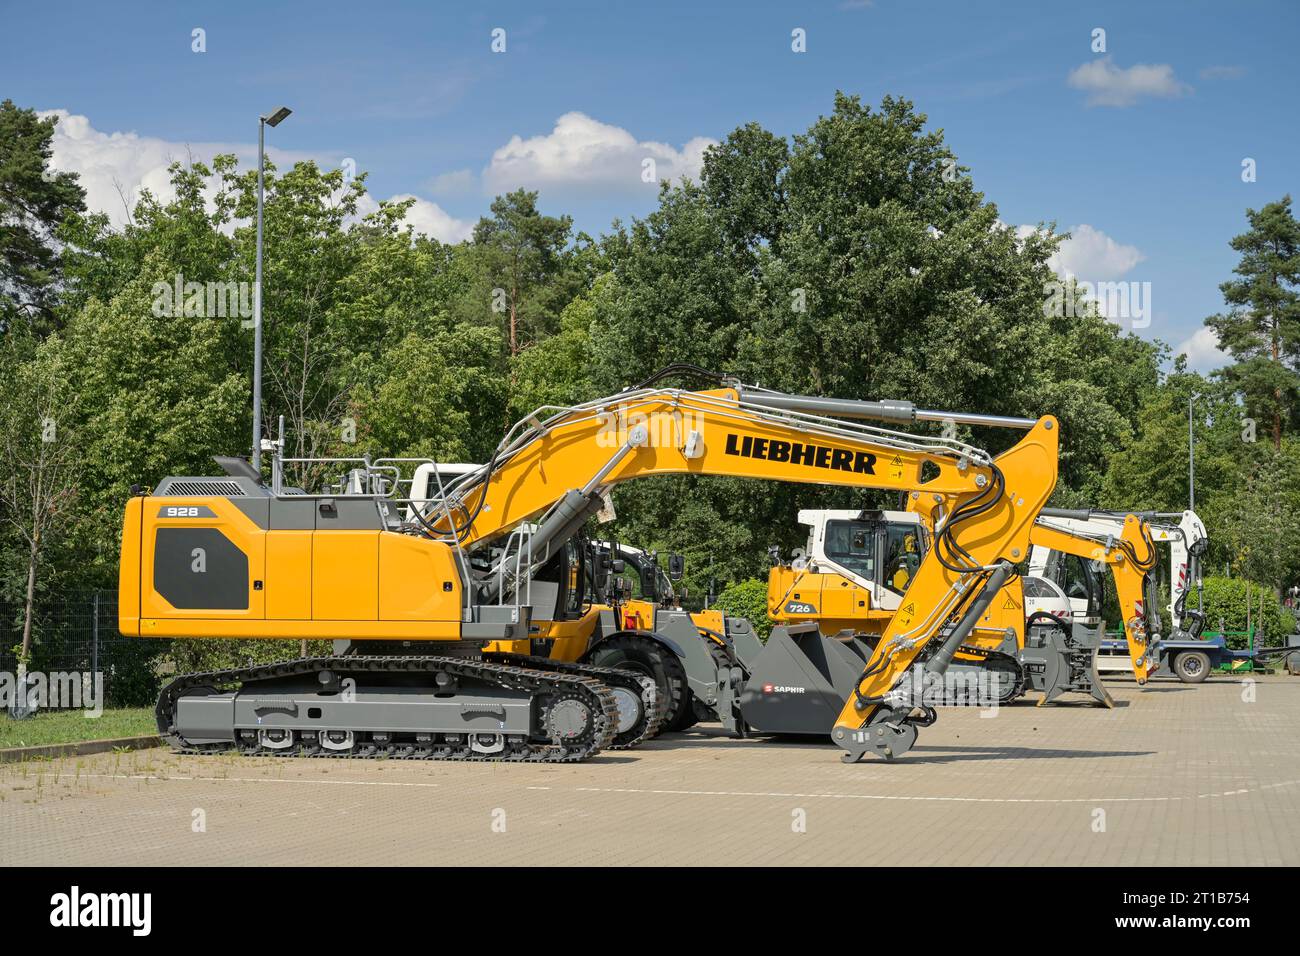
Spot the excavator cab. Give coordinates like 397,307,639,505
1036,550,1104,623
769,510,933,636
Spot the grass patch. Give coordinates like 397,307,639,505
0,708,156,749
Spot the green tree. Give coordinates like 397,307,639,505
228,158,372,466
1102,364,1240,512
0,101,87,334
351,324,506,463
714,579,772,640
587,93,1163,577
1205,196,1300,450
1220,441,1300,595
1199,576,1295,647
0,330,82,684
471,189,574,358
507,274,606,419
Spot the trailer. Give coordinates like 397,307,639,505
1099,629,1300,682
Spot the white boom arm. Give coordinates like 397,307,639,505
1027,509,1207,633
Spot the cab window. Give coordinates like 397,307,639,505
824,520,877,581
883,524,922,595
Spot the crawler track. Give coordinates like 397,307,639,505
156,655,622,763
485,653,666,749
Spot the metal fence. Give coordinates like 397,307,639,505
0,590,168,708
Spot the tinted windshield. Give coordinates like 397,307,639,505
824,520,877,580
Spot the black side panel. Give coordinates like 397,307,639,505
154,527,249,610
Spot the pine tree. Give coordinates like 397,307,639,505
1205,196,1300,450
0,101,87,335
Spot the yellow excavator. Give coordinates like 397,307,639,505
768,505,1161,707
119,367,1059,762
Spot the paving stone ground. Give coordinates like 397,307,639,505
3,673,1297,866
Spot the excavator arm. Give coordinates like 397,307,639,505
1029,514,1160,682
417,383,1060,762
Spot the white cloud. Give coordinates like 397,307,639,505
1174,327,1230,372
482,111,716,196
40,109,472,242
1013,223,1151,325
385,194,474,243
1014,223,1144,282
41,109,323,227
1052,224,1145,280
44,109,234,226
1067,57,1191,107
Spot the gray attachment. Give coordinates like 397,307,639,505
270,498,316,529
834,705,920,763
214,456,262,481
596,608,620,640
155,475,267,498
925,562,1014,676
231,497,271,527
713,657,745,736
652,610,733,717
912,408,1038,430
720,615,766,670
1021,620,1113,707
227,496,383,530
1037,507,1098,521
736,624,874,735
463,604,531,640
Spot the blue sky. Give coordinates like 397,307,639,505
4,0,1297,369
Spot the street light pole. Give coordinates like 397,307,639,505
252,106,291,473
1188,392,1195,512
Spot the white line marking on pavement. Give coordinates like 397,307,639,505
44,773,441,789
36,772,1300,804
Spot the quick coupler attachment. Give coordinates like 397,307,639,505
834,705,935,763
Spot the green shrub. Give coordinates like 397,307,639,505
166,638,333,675
1198,576,1296,648
100,637,169,707
714,578,772,641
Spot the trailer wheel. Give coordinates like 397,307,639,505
586,634,690,735
1173,650,1211,684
